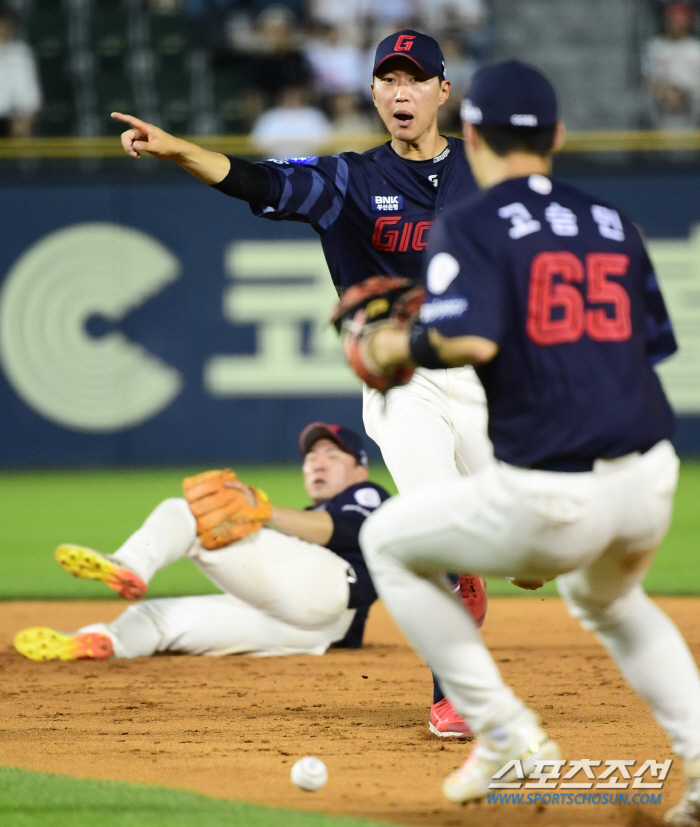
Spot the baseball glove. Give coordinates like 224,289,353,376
331,276,425,393
182,469,272,550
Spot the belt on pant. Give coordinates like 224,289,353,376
531,458,595,472
529,443,657,474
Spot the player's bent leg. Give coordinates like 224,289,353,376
55,499,197,598
560,571,700,824
558,573,700,762
99,594,354,657
362,510,521,732
361,513,558,801
111,497,198,583
558,442,700,760
365,371,490,738
14,627,113,661
189,529,354,631
361,469,598,799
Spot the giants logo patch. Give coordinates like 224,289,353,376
371,217,432,252
394,34,415,51
371,195,404,212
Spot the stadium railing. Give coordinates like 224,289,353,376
2,130,700,159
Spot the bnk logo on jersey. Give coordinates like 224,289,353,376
371,195,404,212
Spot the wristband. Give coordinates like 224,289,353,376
408,324,448,370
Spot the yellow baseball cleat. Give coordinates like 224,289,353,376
55,544,147,600
14,627,113,662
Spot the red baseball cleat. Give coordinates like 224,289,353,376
458,573,487,627
429,698,474,739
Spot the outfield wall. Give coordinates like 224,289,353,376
1,168,700,466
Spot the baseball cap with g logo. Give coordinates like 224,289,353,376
373,29,446,81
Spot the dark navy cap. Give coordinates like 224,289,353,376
299,422,368,467
461,60,558,127
373,30,446,81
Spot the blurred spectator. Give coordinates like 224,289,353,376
643,1,700,128
304,24,364,98
329,91,377,151
250,0,305,19
0,8,42,137
364,0,417,29
307,0,367,44
229,5,311,99
416,0,485,35
250,83,332,157
184,0,234,16
437,33,478,130
309,0,418,44
149,0,185,12
183,0,236,17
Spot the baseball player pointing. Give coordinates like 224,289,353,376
112,30,489,738
345,61,700,824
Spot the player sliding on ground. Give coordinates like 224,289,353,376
110,29,489,739
15,423,387,660
337,61,700,825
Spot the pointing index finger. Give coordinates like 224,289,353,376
111,112,147,131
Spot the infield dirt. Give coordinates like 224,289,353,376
2,596,699,827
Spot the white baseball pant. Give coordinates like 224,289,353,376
363,366,491,490
81,498,355,658
361,440,700,761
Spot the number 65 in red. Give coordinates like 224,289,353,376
526,251,631,346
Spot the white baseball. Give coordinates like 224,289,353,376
290,756,328,791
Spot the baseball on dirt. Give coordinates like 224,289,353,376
290,756,328,791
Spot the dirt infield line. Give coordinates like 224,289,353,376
2,597,699,827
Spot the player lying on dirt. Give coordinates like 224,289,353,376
14,423,389,661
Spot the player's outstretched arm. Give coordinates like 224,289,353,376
111,112,231,185
268,506,334,546
368,326,498,371
224,479,334,545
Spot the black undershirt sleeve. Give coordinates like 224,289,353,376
210,156,278,205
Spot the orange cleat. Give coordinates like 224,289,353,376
14,627,113,662
55,544,147,600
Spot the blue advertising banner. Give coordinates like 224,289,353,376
1,168,700,466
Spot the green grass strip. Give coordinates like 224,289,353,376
0,466,396,600
0,767,393,827
1,462,699,600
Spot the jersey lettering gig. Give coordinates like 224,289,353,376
421,175,678,468
252,137,477,293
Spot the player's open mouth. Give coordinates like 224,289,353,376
394,111,414,124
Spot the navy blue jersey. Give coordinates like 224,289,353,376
306,480,390,647
420,174,677,468
251,137,477,294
